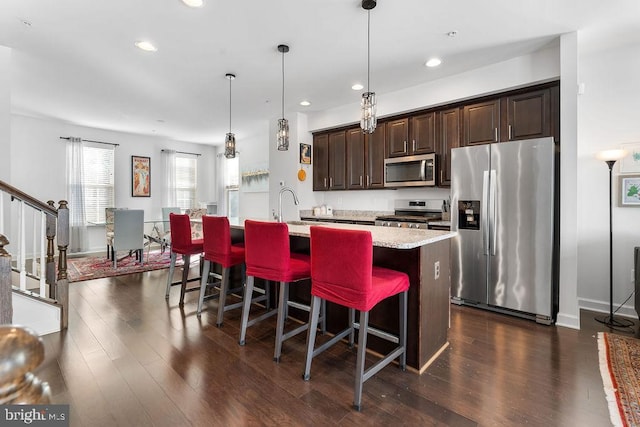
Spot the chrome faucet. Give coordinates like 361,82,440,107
277,186,299,223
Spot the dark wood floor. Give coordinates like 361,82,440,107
35,266,636,426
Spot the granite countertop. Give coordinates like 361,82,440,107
300,214,379,223
428,220,451,227
229,217,456,250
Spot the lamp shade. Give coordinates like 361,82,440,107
224,133,236,159
596,149,627,162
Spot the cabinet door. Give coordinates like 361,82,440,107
505,89,550,141
411,112,437,154
328,131,346,190
312,134,329,191
346,128,365,190
386,118,410,157
367,122,386,188
439,108,461,187
463,99,500,146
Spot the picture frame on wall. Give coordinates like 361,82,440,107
619,174,640,207
300,143,311,164
132,155,151,197
620,142,640,173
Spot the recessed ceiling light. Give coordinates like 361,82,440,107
300,101,311,106
181,0,204,7
352,83,364,91
135,41,157,52
425,58,442,68
447,30,458,38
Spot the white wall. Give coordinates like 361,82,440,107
576,28,640,317
9,114,217,253
239,122,270,220
0,47,10,183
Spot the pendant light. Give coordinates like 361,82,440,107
276,44,290,151
361,0,377,134
224,73,236,159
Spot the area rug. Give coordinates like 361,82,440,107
67,250,183,282
598,332,640,427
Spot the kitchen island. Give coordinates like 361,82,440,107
228,218,455,373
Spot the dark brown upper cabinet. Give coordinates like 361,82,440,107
410,112,437,154
463,99,500,146
386,118,410,157
347,123,386,190
503,88,551,142
438,107,461,187
313,131,346,191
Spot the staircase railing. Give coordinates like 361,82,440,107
0,180,69,331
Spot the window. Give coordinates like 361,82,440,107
175,154,198,210
83,144,114,223
224,156,239,217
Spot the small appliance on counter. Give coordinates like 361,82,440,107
312,205,333,217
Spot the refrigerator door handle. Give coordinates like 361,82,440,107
482,170,490,255
489,169,497,256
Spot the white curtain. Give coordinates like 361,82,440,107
163,149,177,207
66,137,87,253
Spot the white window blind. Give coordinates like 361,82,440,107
224,156,239,217
175,155,197,210
83,144,114,223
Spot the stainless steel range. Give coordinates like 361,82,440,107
375,199,446,229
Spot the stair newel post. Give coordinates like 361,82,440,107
56,200,69,330
45,200,56,299
0,235,12,324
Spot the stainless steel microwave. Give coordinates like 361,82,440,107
384,153,436,187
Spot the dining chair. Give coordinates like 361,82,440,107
185,208,207,241
303,226,409,411
111,209,145,268
161,207,181,243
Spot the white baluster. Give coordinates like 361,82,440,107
39,211,46,297
32,211,37,276
0,193,4,235
19,201,26,290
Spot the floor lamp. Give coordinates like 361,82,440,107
594,149,634,329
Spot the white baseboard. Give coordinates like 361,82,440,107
579,297,638,319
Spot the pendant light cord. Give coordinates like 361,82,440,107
228,76,232,133
281,50,285,119
367,10,371,93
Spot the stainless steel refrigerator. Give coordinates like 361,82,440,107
450,137,557,324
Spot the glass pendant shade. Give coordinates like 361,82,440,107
361,91,377,134
224,132,236,159
276,44,290,151
224,73,236,159
277,118,289,151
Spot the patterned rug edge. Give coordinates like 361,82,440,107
598,332,625,427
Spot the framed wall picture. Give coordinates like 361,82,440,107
132,155,151,197
619,174,640,206
620,142,640,173
300,143,311,164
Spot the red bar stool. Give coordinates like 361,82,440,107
198,216,251,325
165,213,204,304
239,220,325,363
304,226,409,411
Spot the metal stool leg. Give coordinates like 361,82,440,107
239,275,255,345
302,296,322,380
353,310,369,411
216,267,230,326
399,290,407,370
274,281,289,363
179,254,190,305
197,260,211,315
165,252,177,299
348,308,355,347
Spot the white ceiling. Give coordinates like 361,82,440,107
0,0,637,146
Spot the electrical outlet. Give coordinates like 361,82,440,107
279,181,285,187
434,261,440,280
